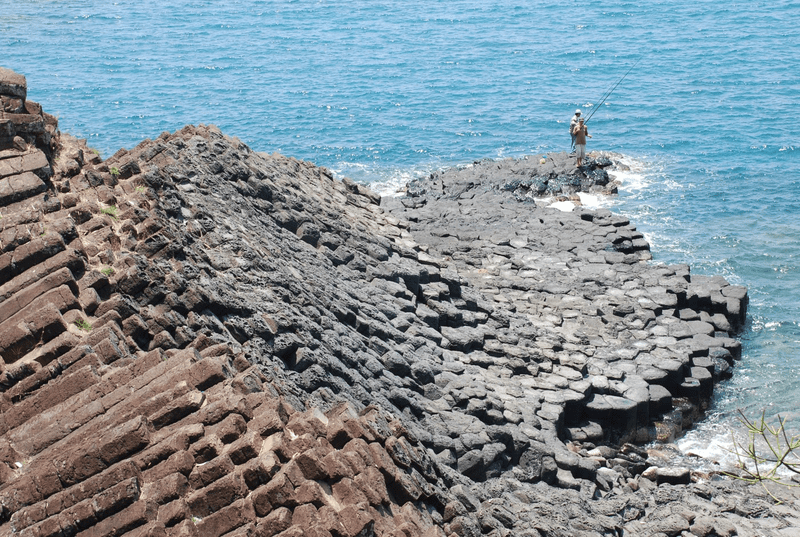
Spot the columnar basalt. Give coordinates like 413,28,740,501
0,69,452,537
382,154,748,448
0,67,796,537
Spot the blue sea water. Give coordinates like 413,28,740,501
3,0,799,465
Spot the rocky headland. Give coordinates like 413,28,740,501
0,66,798,537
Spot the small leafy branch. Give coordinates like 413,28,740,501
101,205,119,220
74,319,93,332
101,266,114,277
725,409,800,503
110,166,120,177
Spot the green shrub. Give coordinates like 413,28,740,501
74,319,92,331
101,206,119,220
726,409,800,502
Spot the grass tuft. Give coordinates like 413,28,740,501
74,319,92,331
101,206,119,220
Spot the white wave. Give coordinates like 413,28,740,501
604,153,685,196
548,193,618,212
610,168,649,192
676,418,800,479
576,191,605,208
675,424,737,470
605,154,653,193
328,160,446,198
548,200,576,212
368,172,418,198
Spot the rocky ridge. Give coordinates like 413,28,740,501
0,67,798,536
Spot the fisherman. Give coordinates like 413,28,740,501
569,109,581,151
572,117,591,167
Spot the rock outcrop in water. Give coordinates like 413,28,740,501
1,67,798,537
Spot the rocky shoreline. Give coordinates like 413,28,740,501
383,152,748,447
1,66,799,536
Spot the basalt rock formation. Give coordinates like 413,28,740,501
0,67,798,537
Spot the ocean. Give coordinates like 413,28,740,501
3,0,799,468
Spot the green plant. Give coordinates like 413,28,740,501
110,166,120,177
135,185,146,193
101,205,119,220
74,319,92,331
725,409,800,502
101,266,115,277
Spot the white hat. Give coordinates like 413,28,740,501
575,109,581,114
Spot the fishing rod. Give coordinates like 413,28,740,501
584,57,642,125
584,77,620,124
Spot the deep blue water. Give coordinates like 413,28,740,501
3,0,799,464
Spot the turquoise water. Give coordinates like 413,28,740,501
3,0,799,462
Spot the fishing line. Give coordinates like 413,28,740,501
584,57,642,124
585,78,619,123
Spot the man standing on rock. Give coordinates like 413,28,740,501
570,109,581,151
572,117,591,167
